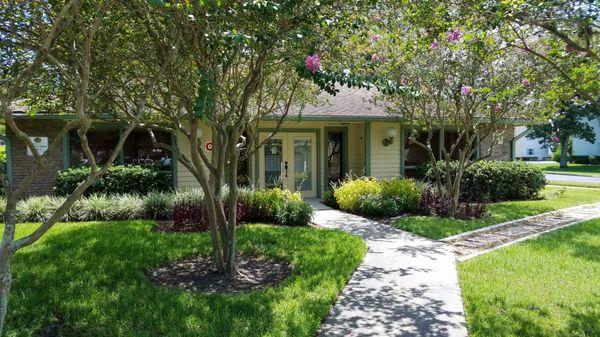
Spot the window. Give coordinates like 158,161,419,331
526,148,534,156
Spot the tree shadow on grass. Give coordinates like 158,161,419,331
7,221,364,337
523,219,600,263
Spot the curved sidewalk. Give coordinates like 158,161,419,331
310,201,467,337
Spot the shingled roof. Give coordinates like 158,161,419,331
282,86,399,120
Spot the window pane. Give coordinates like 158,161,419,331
294,138,312,191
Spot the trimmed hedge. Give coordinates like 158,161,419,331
426,160,547,202
54,165,172,196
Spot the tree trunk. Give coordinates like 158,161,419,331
0,256,11,336
559,139,569,168
0,207,17,336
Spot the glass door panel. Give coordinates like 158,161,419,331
264,138,283,188
293,138,312,191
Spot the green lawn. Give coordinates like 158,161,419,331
533,162,600,177
549,181,600,189
4,221,366,337
393,186,600,239
458,219,600,337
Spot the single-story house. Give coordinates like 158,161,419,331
3,88,516,198
513,126,552,161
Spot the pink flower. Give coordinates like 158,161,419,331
551,136,560,143
305,54,321,74
494,105,502,112
371,34,381,43
461,85,473,95
448,28,461,42
430,40,439,49
371,53,381,63
521,78,531,87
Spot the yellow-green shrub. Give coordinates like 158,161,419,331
333,177,383,213
382,178,422,212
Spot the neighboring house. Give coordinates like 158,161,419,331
572,118,600,156
513,126,552,161
4,88,516,197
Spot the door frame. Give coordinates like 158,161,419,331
324,126,348,190
255,128,321,198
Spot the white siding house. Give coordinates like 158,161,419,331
514,126,551,160
572,118,600,156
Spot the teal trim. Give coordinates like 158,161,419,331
439,127,445,160
399,125,405,176
118,129,125,165
62,132,70,169
257,128,322,197
365,122,371,176
170,133,178,188
323,127,349,190
475,134,481,160
0,135,12,187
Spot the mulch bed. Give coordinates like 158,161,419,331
153,220,205,232
147,253,292,294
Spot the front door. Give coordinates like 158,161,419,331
259,132,317,197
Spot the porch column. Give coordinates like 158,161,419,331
365,122,371,176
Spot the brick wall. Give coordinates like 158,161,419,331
8,120,65,196
479,125,514,161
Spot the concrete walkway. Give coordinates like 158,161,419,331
443,202,600,261
308,200,467,337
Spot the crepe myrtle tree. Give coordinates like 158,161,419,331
374,29,542,216
0,2,168,333
135,0,369,277
460,0,600,108
528,101,600,168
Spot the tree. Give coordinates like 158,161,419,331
528,101,600,168
461,0,599,108
131,0,367,277
0,2,168,333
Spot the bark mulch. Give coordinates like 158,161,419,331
147,253,292,294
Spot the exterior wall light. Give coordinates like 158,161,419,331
383,127,397,147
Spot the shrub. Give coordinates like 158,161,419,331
568,155,599,164
172,189,206,229
112,194,144,220
425,160,547,202
463,161,546,202
357,194,398,217
55,165,172,196
418,187,487,219
275,199,314,226
143,192,173,220
381,178,422,212
16,196,63,223
321,190,339,209
334,177,383,213
74,195,115,221
239,188,312,226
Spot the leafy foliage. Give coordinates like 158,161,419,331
333,177,383,213
426,161,547,202
55,165,172,196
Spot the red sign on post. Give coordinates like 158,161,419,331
205,142,213,152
